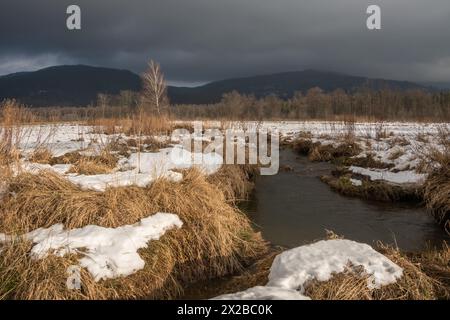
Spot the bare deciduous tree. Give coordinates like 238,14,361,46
97,93,108,118
142,60,168,115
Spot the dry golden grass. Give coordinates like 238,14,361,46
0,167,267,299
207,165,257,204
388,149,405,161
305,244,447,300
91,114,173,137
304,266,373,300
0,100,33,167
423,126,450,234
199,242,449,300
321,174,421,203
66,158,115,175
47,150,119,175
29,148,53,164
292,139,319,156
300,232,448,300
424,169,450,235
183,239,449,300
292,138,361,163
308,142,361,162
341,153,394,169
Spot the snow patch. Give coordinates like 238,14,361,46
67,170,183,192
213,286,310,300
268,239,403,290
349,166,426,184
0,213,183,281
350,178,362,186
214,239,403,300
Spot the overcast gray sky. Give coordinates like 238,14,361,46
0,0,449,85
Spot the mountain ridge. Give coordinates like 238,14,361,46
0,65,430,107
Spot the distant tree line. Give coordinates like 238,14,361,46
171,88,450,121
33,87,450,122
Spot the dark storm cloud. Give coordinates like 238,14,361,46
1,0,449,84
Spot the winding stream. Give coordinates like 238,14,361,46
243,148,449,251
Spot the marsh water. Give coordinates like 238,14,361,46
242,148,449,251
182,147,448,299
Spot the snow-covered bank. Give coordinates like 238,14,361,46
0,213,183,281
349,166,426,185
214,239,403,300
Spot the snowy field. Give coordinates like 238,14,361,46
13,123,223,191
261,121,449,186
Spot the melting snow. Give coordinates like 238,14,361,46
214,239,403,300
349,166,426,184
0,213,183,281
213,286,310,300
350,178,363,186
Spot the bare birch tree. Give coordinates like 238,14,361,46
142,60,168,115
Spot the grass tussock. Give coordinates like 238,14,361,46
423,126,450,234
91,114,173,137
0,168,267,299
305,243,449,300
341,154,394,169
321,172,422,203
292,138,361,163
424,168,450,234
48,151,119,175
308,142,361,162
182,240,449,300
29,148,53,164
0,100,33,167
207,165,258,204
292,139,319,156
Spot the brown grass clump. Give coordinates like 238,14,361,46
321,174,421,203
89,114,173,137
423,126,450,234
0,168,267,299
29,148,53,164
142,136,171,152
304,266,373,300
341,154,394,169
0,100,33,167
49,151,119,175
66,158,115,175
292,139,319,155
292,139,362,163
207,165,257,204
308,142,361,162
388,149,405,161
424,168,450,234
303,243,449,300
182,240,449,300
49,151,82,165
